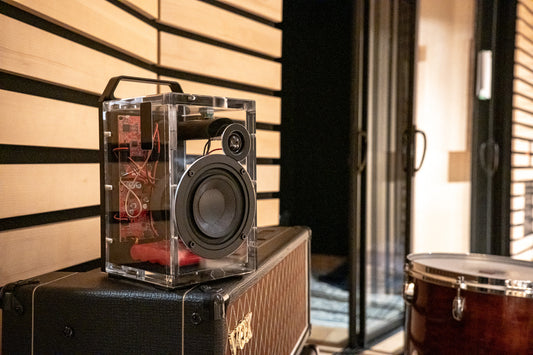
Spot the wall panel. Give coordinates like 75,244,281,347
0,217,100,285
0,164,99,218
160,32,281,90
160,0,281,58
218,0,283,23
257,130,281,158
0,0,283,286
257,165,281,192
5,0,157,62
0,14,156,97
0,90,98,149
257,198,280,227
119,0,158,19
511,0,533,260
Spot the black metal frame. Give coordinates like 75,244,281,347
350,0,418,349
470,0,516,255
281,0,418,350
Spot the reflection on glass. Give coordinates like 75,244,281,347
363,0,413,341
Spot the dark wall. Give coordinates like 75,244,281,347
281,1,357,255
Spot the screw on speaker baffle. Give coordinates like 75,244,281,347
191,312,202,325
63,326,74,338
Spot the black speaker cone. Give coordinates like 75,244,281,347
192,174,243,239
175,154,255,259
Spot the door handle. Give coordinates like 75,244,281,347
401,127,427,175
479,139,499,176
414,129,427,173
357,130,367,174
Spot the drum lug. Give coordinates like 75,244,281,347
452,276,466,321
404,281,415,304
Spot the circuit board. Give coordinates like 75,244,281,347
116,115,158,242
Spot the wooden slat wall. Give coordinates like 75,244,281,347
511,0,533,261
218,0,283,23
159,0,282,58
0,0,283,295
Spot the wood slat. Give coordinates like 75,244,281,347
518,2,533,27
511,234,533,255
0,90,98,149
515,52,533,81
512,167,533,182
217,0,283,23
6,0,157,63
0,217,100,286
512,138,531,153
184,129,279,159
513,107,533,126
257,198,279,227
256,130,281,158
511,210,525,226
0,164,100,219
513,247,533,261
516,35,533,60
514,79,533,101
513,120,533,139
0,14,157,97
517,20,533,46
511,225,525,240
511,196,526,210
516,50,533,82
160,0,282,58
514,94,533,114
512,153,530,167
512,182,526,195
160,77,281,125
517,19,533,38
120,0,158,19
160,32,281,91
257,164,280,192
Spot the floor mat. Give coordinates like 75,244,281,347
310,275,404,331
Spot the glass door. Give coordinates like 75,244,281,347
351,0,419,347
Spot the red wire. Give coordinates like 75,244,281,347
208,148,223,155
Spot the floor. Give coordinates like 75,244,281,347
308,328,404,354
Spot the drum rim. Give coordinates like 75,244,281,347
405,252,533,298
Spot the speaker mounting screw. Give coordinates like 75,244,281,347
241,234,247,240
240,168,246,175
188,170,195,177
191,312,202,325
188,241,196,248
63,326,74,338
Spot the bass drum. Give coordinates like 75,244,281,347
404,253,533,355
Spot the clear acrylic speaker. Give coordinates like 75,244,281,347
100,77,256,288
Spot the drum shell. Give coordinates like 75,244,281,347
405,277,533,355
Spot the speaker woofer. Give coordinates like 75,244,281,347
175,154,255,259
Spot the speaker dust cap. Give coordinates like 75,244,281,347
175,154,255,259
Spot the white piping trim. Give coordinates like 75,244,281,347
181,285,199,355
31,273,79,355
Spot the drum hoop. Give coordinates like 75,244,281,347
406,252,533,298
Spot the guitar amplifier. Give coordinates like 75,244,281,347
1,226,310,354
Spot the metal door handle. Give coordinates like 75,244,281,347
479,139,499,176
357,131,367,174
414,129,427,173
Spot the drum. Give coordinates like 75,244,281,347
404,253,533,355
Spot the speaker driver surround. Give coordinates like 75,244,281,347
175,154,255,259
